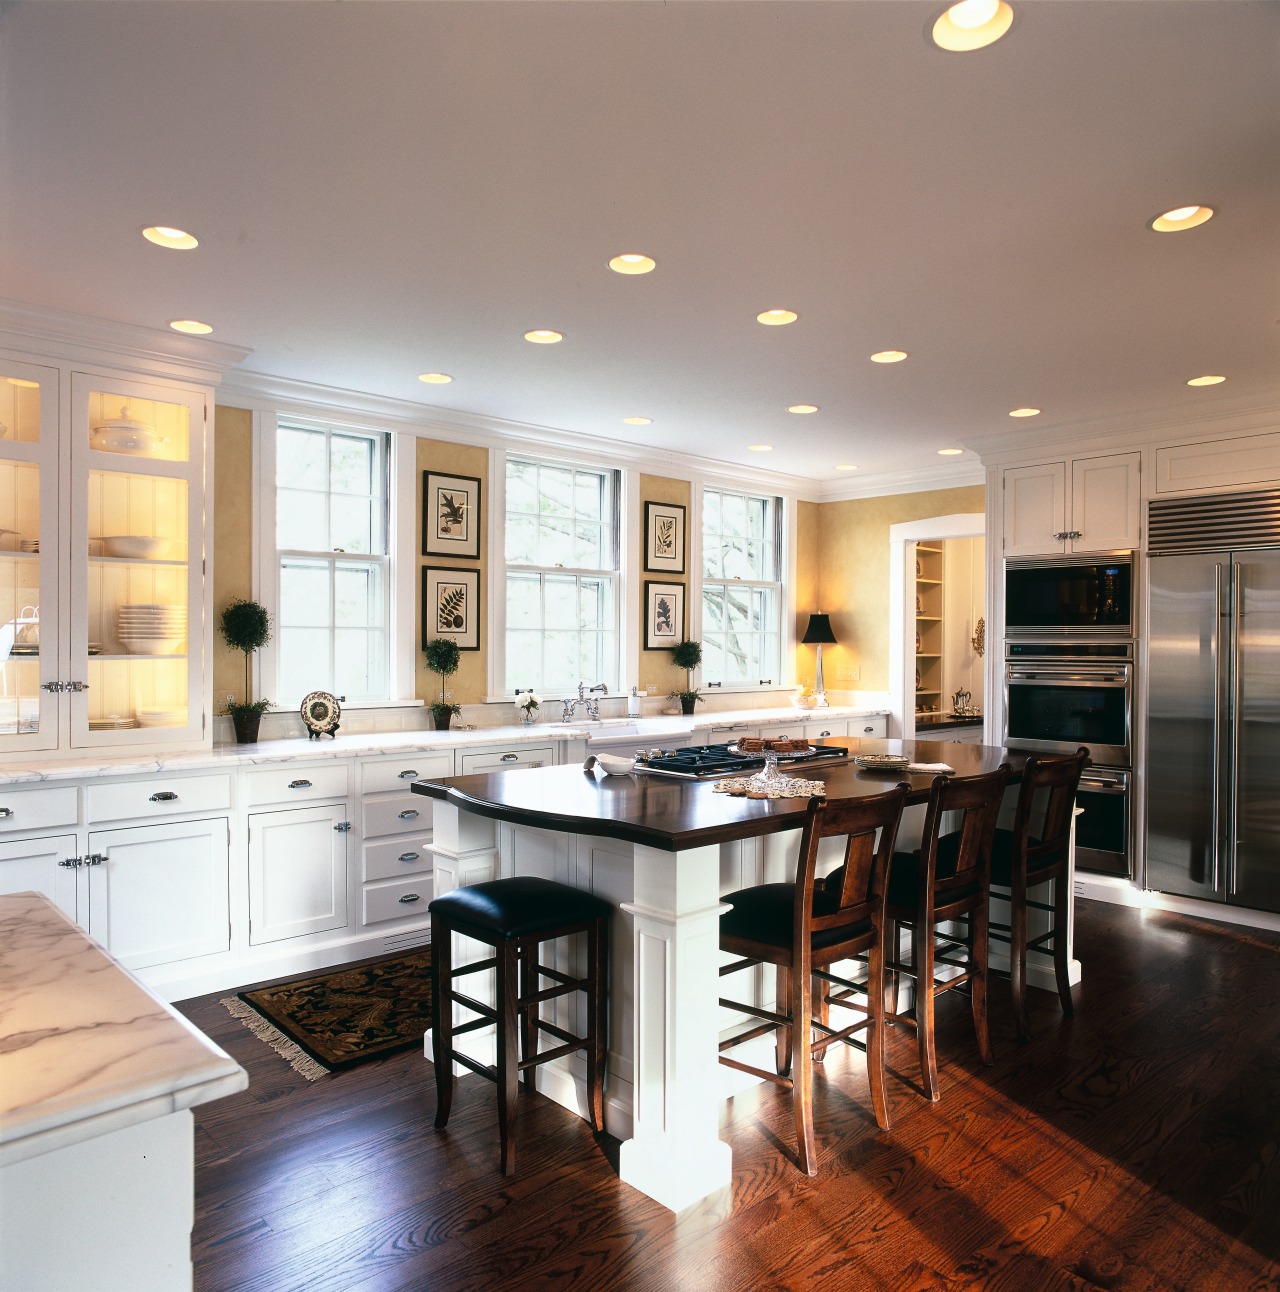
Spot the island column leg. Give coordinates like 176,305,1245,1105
619,841,733,1212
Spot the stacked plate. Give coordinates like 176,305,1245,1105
118,603,186,655
136,706,187,727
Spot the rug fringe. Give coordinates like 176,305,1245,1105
220,996,331,1082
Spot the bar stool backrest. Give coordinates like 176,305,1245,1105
919,765,1010,900
1010,747,1090,876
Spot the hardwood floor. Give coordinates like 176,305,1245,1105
179,899,1280,1291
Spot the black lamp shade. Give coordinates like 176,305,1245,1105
801,613,837,645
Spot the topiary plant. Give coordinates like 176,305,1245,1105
424,636,462,728
218,598,272,715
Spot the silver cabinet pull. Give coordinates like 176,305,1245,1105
0,807,12,819
398,893,421,904
288,779,313,790
58,856,81,869
818,730,832,737
398,809,419,820
334,821,352,833
83,853,104,867
500,753,519,762
68,681,89,692
149,791,178,802
397,769,419,779
863,725,875,733
398,851,419,863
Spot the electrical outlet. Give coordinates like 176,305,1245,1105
226,693,235,705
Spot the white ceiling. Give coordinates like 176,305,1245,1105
2,1,1278,490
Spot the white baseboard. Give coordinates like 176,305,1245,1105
1075,873,1280,935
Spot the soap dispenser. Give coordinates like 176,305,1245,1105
627,686,642,717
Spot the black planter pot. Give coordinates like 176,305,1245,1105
432,710,453,731
231,709,263,744
679,695,697,716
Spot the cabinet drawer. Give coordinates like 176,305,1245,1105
804,720,848,741
0,785,79,835
364,836,433,883
852,717,888,738
87,774,231,824
362,751,452,796
458,745,555,775
363,875,432,926
245,764,348,807
363,793,431,838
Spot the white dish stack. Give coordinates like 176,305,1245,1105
117,603,187,654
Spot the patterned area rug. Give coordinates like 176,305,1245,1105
221,948,433,1080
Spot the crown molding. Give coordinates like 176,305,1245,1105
217,367,827,500
816,460,985,502
0,298,251,384
969,390,1280,467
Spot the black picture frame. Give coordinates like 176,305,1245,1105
644,500,686,574
644,580,685,650
422,471,482,560
422,566,480,651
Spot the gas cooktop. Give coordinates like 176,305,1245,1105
635,742,849,780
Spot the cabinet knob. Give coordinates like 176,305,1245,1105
863,726,874,733
288,779,313,790
0,807,12,819
149,791,178,802
398,809,420,820
398,851,419,863
500,753,519,762
397,770,419,779
398,893,421,904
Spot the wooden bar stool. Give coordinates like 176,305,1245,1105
429,876,610,1175
718,783,910,1175
988,747,1089,1041
884,765,1009,1102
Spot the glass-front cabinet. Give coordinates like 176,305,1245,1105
0,357,209,755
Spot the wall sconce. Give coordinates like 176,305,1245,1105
801,613,838,708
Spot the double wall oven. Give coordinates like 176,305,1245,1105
1003,555,1135,877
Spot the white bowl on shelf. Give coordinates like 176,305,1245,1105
101,535,170,560
122,637,185,655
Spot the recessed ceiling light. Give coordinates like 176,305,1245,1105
1009,407,1041,417
835,463,858,471
1187,374,1226,387
932,0,1014,52
870,350,909,364
938,447,964,456
748,444,774,452
756,309,798,326
524,329,563,344
142,225,199,250
622,416,652,425
7,378,39,388
609,253,656,275
418,372,453,384
168,319,213,335
788,404,820,415
1150,205,1214,233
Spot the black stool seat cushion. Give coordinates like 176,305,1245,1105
429,876,611,941
721,883,872,952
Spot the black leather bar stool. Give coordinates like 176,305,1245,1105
429,876,611,1175
988,747,1089,1041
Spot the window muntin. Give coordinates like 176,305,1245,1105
274,424,389,702
702,488,782,687
505,458,619,694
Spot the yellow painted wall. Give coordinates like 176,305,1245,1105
211,406,254,705
417,438,489,705
638,474,692,696
815,485,985,692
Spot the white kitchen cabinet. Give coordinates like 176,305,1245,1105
457,743,556,774
247,802,350,945
802,718,847,741
85,817,230,971
0,833,81,918
1002,452,1140,557
0,351,218,756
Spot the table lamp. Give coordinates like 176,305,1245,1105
801,612,837,708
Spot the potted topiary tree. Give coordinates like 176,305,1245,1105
669,638,703,715
219,598,273,744
424,636,462,730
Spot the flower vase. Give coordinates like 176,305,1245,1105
520,710,538,725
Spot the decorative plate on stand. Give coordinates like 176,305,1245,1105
300,691,341,740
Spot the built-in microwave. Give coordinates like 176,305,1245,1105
1004,555,1133,637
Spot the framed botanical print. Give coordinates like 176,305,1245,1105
644,580,685,650
422,566,480,651
644,501,686,574
422,471,482,559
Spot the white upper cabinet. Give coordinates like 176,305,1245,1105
1002,452,1141,557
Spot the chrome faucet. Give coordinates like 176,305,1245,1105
584,682,608,720
561,682,609,722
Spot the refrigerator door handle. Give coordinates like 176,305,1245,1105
1229,560,1244,896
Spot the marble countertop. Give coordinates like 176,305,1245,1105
0,891,248,1166
0,705,889,785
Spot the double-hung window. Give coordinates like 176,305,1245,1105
273,422,390,703
505,457,619,694
701,487,783,688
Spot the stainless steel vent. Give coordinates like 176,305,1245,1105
1148,489,1280,553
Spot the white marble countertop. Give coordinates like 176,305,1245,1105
0,705,888,785
0,891,248,1166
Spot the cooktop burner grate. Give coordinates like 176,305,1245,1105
636,742,848,780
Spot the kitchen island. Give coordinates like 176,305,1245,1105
415,737,1063,1211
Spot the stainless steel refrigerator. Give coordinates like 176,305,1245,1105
1146,549,1280,914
